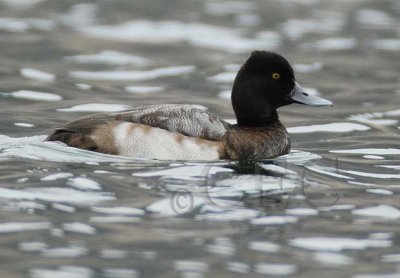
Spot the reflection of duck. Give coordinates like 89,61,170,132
47,51,332,160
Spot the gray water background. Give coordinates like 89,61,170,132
0,0,399,277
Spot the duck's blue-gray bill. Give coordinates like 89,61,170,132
290,82,333,106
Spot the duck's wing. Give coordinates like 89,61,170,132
53,113,113,134
115,104,231,141
52,104,231,141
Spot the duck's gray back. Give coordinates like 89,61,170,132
115,104,231,141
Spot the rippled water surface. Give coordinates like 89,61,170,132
0,0,399,277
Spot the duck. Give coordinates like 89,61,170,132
47,51,332,160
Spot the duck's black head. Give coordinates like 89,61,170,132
231,51,332,127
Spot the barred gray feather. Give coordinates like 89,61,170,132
115,104,231,140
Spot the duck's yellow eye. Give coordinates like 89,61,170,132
272,73,280,79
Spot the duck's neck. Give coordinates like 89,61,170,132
235,107,279,127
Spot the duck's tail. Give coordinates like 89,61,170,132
46,131,98,152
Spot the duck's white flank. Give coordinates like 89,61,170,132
112,122,221,160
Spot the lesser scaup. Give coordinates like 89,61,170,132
47,51,332,160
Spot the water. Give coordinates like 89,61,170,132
0,0,399,277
